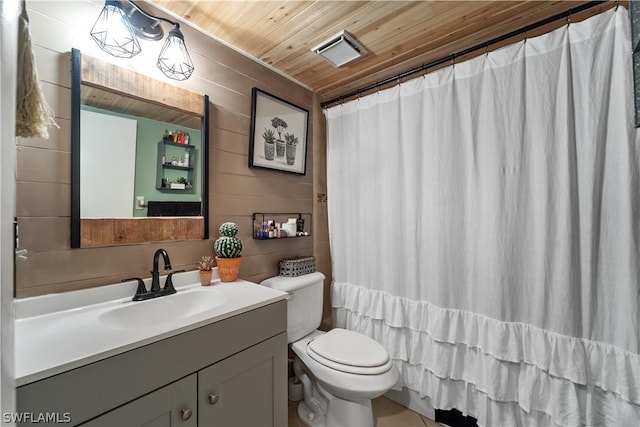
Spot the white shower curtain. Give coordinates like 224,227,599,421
326,8,640,427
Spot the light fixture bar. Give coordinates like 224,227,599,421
127,0,175,35
90,0,195,80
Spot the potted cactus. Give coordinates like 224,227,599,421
262,128,276,161
198,255,214,286
271,117,288,158
284,132,298,166
214,222,243,282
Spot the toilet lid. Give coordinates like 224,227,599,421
307,329,392,375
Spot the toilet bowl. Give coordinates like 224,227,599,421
292,329,399,427
260,273,399,427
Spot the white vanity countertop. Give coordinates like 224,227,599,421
14,270,287,387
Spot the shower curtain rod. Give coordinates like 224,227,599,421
320,0,610,109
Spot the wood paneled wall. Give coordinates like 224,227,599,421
15,0,329,301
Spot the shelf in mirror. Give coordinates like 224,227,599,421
157,140,195,191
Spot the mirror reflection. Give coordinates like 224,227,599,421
71,49,209,248
79,99,202,218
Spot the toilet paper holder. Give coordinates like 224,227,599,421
288,376,303,401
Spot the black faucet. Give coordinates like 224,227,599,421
124,249,177,301
150,249,172,292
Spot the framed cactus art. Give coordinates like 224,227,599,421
248,88,309,175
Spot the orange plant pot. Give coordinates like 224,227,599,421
199,270,213,286
215,256,241,282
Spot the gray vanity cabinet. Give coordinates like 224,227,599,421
81,374,197,427
17,300,287,427
81,332,287,427
199,333,287,427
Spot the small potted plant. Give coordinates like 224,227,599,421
262,128,276,161
214,222,243,282
198,255,214,286
271,117,288,158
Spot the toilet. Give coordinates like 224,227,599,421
261,272,398,427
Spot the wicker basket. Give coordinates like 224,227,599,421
279,256,316,277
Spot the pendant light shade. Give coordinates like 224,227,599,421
90,1,141,58
157,25,194,81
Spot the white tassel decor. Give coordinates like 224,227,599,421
15,0,58,138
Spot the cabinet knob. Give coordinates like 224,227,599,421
181,408,192,421
208,393,219,405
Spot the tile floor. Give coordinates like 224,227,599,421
288,396,442,427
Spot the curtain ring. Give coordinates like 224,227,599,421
566,13,571,26
615,0,619,11
450,54,455,67
485,43,490,56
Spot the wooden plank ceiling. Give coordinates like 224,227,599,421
155,1,616,102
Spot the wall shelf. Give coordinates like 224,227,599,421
162,164,191,171
156,140,195,191
252,213,312,240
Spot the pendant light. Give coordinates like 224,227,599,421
90,0,195,80
90,0,141,58
157,24,194,81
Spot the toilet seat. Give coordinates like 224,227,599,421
306,328,392,375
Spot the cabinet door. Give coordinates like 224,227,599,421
199,333,287,427
80,374,197,427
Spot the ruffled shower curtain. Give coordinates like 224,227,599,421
326,8,640,427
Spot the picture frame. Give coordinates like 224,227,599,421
249,88,309,175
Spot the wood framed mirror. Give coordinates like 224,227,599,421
70,48,209,248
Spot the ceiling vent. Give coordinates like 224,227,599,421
312,31,367,67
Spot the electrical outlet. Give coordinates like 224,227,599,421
136,196,145,209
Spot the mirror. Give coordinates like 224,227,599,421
71,48,209,248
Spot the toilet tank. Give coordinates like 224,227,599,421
260,272,325,343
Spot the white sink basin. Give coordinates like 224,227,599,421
99,289,228,330
15,271,289,386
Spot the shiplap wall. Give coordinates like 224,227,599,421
16,0,331,304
